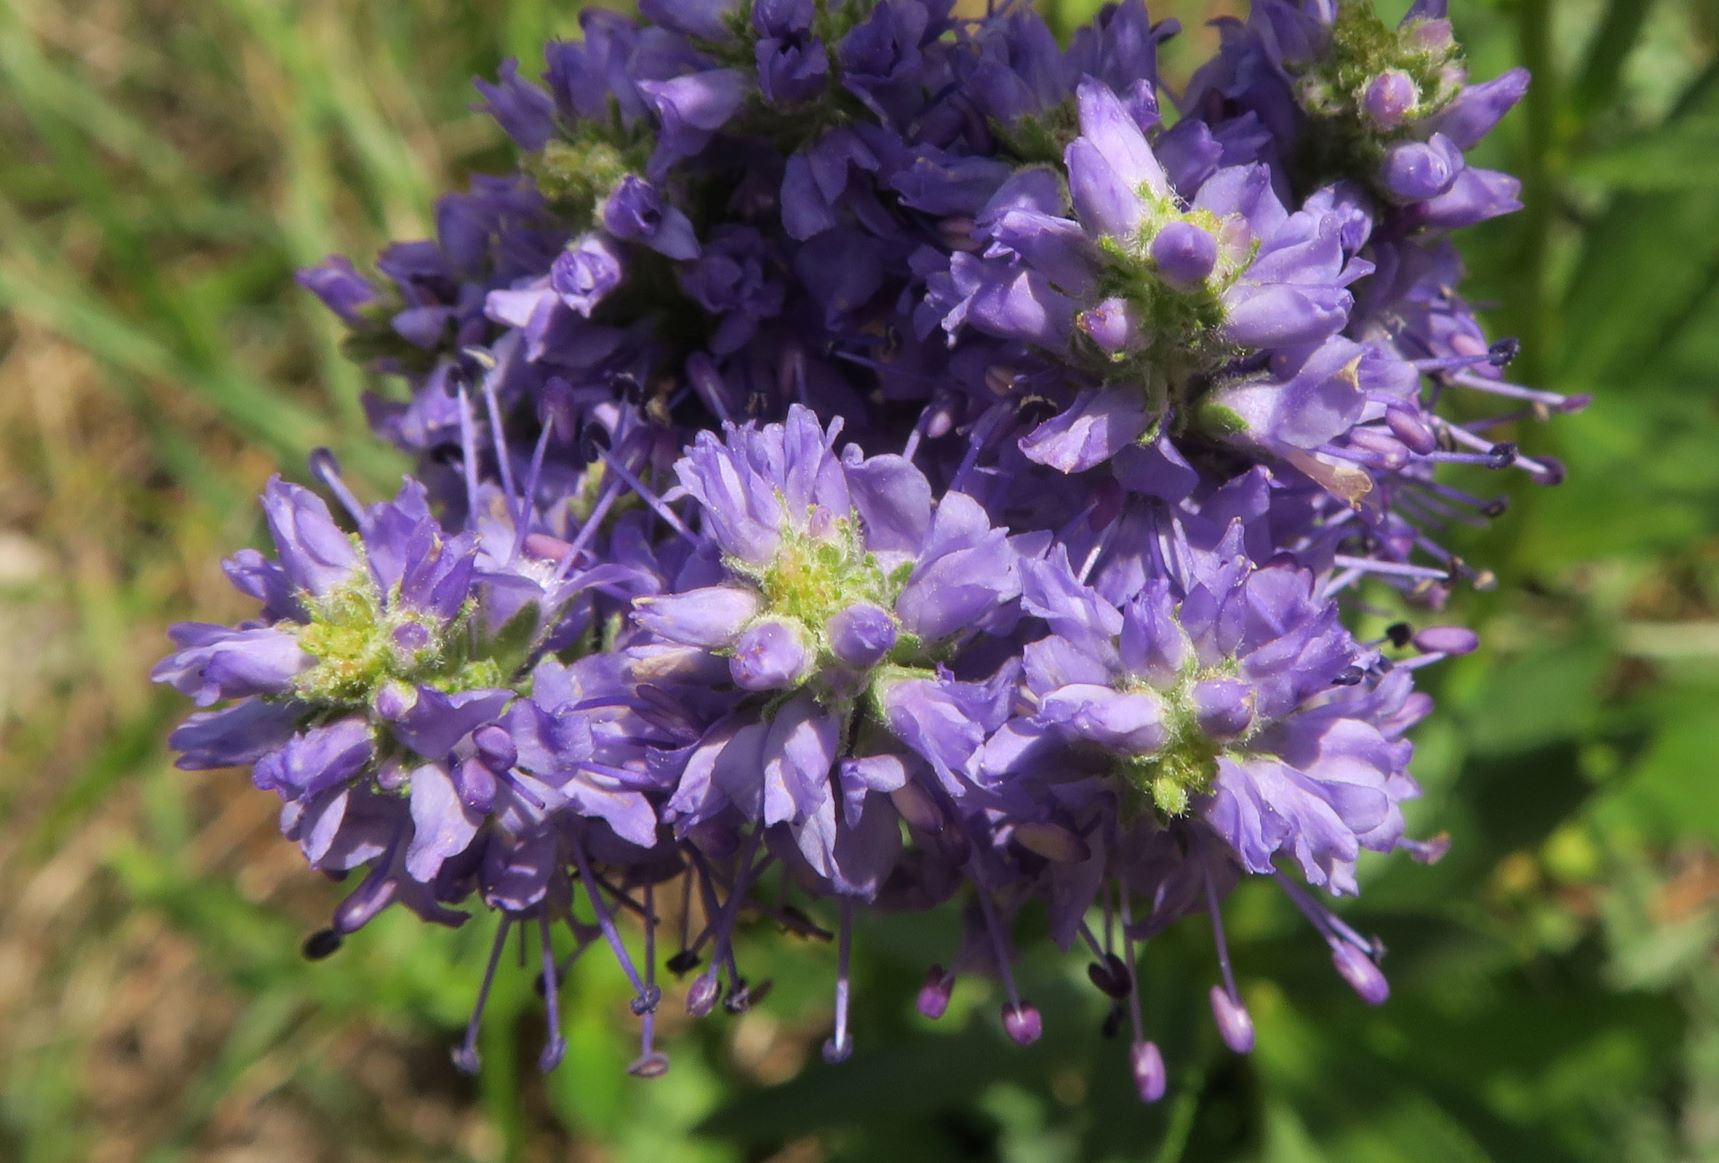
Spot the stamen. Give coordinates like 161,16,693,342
1401,833,1452,864
480,363,519,502
1451,370,1584,411
1203,867,1254,1054
593,447,697,543
974,885,1038,1045
687,830,764,1017
509,424,555,563
456,382,484,522
1273,870,1388,990
568,832,659,1014
537,912,566,1071
629,881,671,1078
307,448,371,532
822,899,855,1064
452,917,512,1074
1409,352,1495,374
1120,886,1165,1103
1331,555,1450,583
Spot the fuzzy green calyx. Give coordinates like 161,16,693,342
1287,2,1465,188
725,511,922,684
741,517,895,630
293,568,495,708
523,127,647,226
1090,198,1253,411
1118,660,1250,819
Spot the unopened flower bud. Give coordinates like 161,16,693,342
1379,135,1462,202
1150,221,1219,289
1192,678,1254,740
1076,297,1142,354
1362,70,1418,131
729,618,812,690
826,603,897,668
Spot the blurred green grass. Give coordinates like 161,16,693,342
1,1,1715,1160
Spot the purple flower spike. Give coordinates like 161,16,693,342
163,0,1565,1103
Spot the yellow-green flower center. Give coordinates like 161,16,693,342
293,566,498,708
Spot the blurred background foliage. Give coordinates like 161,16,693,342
2,0,1716,1159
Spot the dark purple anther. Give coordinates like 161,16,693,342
1087,952,1132,1000
1486,441,1518,469
302,928,343,960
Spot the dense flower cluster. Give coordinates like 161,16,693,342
157,0,1574,1100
